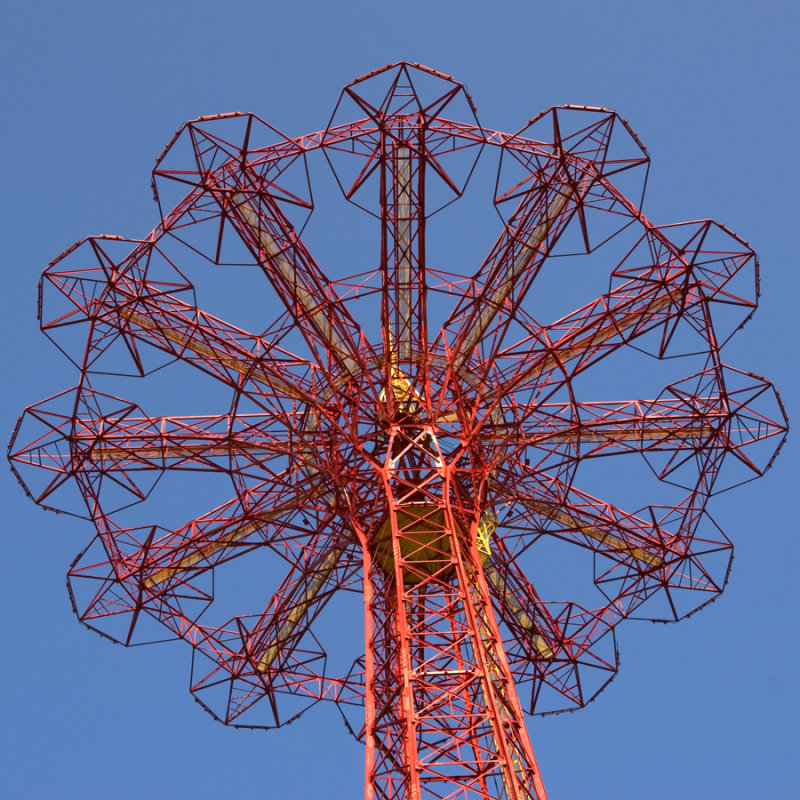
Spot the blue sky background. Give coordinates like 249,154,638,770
1,2,797,797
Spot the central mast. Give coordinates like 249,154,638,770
358,108,547,800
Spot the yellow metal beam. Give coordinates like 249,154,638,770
144,481,327,588
512,288,683,389
144,513,273,588
533,423,716,446
231,194,360,378
257,543,348,672
483,561,554,659
452,184,574,372
395,145,414,363
518,497,662,567
87,441,272,461
118,307,307,400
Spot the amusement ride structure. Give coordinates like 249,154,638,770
9,63,787,799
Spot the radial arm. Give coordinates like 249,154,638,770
485,539,619,712
444,173,577,375
493,221,756,396
246,531,358,673
491,469,669,568
138,476,332,589
115,292,315,403
201,160,366,378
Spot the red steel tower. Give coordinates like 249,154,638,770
9,63,787,799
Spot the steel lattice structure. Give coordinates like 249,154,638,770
9,63,787,800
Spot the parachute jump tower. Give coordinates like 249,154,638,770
10,64,787,799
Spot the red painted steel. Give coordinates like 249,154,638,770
9,63,788,799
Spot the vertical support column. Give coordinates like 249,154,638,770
361,454,548,799
381,140,427,380
448,505,549,800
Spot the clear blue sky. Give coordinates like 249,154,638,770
1,2,797,798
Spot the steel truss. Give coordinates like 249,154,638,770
10,63,787,800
